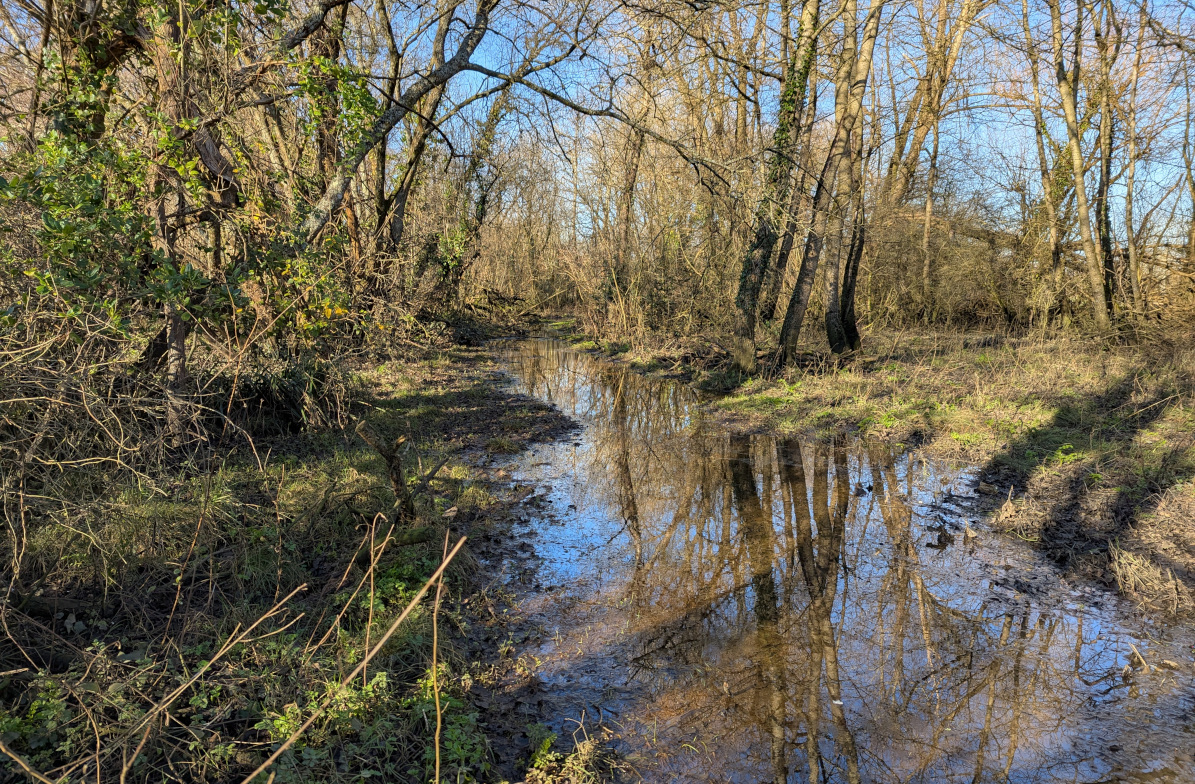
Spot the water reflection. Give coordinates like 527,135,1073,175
501,340,1195,783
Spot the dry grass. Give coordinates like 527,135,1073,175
0,328,574,783
1109,543,1191,615
710,330,1195,614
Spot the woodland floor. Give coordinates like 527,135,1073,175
546,319,1195,617
8,322,1195,784
318,343,624,782
298,344,602,782
0,338,604,784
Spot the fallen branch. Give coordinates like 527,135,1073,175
355,421,416,522
412,455,452,497
352,527,434,570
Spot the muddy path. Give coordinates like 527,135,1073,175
473,338,1195,783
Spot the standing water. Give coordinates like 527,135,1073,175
494,339,1195,783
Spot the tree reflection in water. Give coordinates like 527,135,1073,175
502,339,1195,783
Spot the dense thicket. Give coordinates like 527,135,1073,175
5,0,1195,385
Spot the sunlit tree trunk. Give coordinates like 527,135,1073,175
1092,0,1120,314
760,68,819,324
1021,0,1065,325
1049,0,1111,330
921,122,939,320
615,126,647,285
1185,69,1195,275
299,0,495,241
881,0,983,207
447,87,515,299
780,0,885,361
1124,5,1145,315
729,0,821,372
822,0,862,354
840,95,869,351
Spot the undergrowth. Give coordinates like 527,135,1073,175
0,315,535,782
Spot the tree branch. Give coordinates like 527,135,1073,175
461,62,732,187
299,0,500,242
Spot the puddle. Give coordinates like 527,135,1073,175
492,338,1195,783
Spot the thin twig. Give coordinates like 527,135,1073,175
412,454,453,497
119,720,154,784
0,738,56,784
432,531,450,784
238,537,467,784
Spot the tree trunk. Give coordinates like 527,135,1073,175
384,85,447,256
1021,0,1065,325
822,19,857,357
840,105,868,350
446,87,514,299
1093,1,1118,315
299,0,495,242
615,126,647,285
1095,94,1115,311
882,0,980,207
841,213,865,350
1049,0,1110,330
826,79,870,354
921,122,940,320
760,69,820,324
1124,5,1145,315
780,0,885,362
1184,71,1195,280
882,76,926,205
823,202,850,353
312,4,349,187
729,0,821,372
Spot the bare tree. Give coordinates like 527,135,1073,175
1049,0,1112,329
779,0,886,360
730,0,822,372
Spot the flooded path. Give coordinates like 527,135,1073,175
493,339,1195,783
